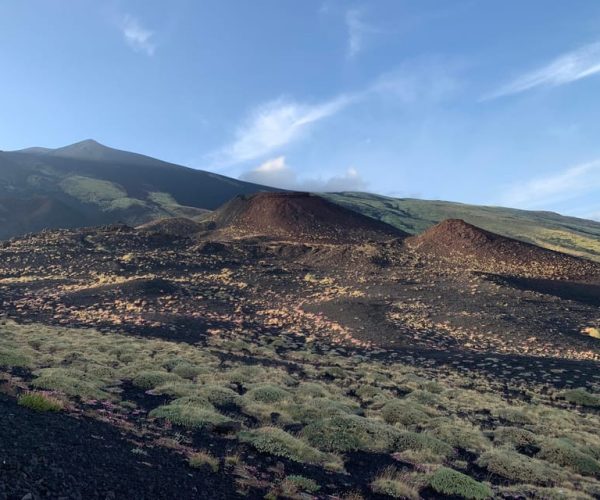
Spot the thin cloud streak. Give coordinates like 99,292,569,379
213,59,462,167
121,15,156,56
484,42,600,100
346,9,369,59
216,94,358,165
501,160,600,209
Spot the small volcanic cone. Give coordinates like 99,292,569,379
137,217,205,237
406,219,600,279
207,192,406,243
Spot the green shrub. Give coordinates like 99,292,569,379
537,439,600,477
355,384,386,402
188,451,219,472
495,407,534,425
287,398,356,423
238,427,326,465
244,385,291,404
477,449,557,486
381,399,432,426
198,385,240,406
404,390,439,405
284,475,320,493
227,365,263,384
296,382,330,398
132,370,181,390
427,419,489,452
428,467,492,499
172,362,205,379
371,468,421,499
303,414,401,453
493,426,539,448
0,347,31,368
560,388,600,408
150,400,234,429
151,381,197,398
32,368,107,400
395,430,454,458
18,392,63,412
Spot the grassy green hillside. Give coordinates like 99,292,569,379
324,192,600,262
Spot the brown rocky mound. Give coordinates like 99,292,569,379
137,217,204,237
406,219,600,280
207,192,406,243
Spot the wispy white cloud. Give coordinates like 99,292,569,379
346,9,371,59
484,41,600,100
217,94,356,165
120,15,156,56
214,59,462,166
372,61,462,104
501,160,600,209
239,156,368,192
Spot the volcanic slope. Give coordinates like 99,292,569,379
406,218,600,280
0,139,275,238
137,217,207,237
206,192,406,243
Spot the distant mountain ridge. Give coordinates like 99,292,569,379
325,192,600,262
1,140,599,264
0,139,276,238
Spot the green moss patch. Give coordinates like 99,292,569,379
428,467,492,499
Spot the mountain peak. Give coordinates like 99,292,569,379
51,139,111,158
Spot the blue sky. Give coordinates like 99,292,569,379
1,1,600,220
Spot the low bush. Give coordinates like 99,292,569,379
18,392,63,412
0,347,31,368
404,390,439,406
303,414,401,453
188,451,219,472
198,385,240,406
172,362,205,380
494,407,534,425
238,427,326,465
371,468,421,499
284,475,320,493
32,368,107,400
287,398,356,423
243,385,291,404
381,399,432,426
151,381,197,398
150,399,234,430
560,388,600,409
395,430,454,458
132,370,181,390
428,467,492,499
477,449,558,486
227,365,263,384
493,426,539,448
537,439,600,478
296,382,330,398
426,419,489,453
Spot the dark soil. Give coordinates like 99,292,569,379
207,192,406,243
490,274,600,307
0,395,243,500
406,219,600,280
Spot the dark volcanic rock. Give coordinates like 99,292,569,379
207,192,406,243
406,218,600,279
